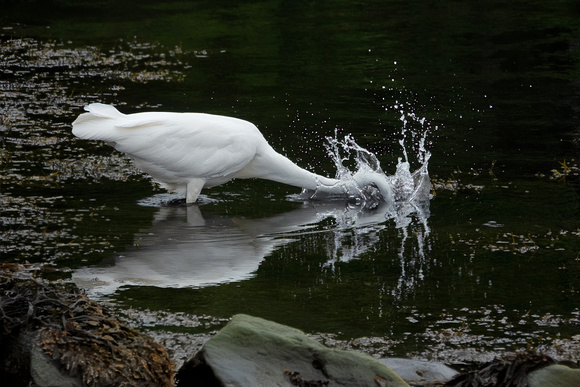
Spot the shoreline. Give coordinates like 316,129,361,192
2,267,579,386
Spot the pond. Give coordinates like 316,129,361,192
1,0,579,366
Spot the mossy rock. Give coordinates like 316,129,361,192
528,364,580,387
177,314,408,387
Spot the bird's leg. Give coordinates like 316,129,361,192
186,178,206,203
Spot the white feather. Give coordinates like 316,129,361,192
72,103,392,203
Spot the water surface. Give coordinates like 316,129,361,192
1,0,579,365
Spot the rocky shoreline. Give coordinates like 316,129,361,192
1,268,578,386
0,267,174,386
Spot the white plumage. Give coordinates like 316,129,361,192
72,103,392,203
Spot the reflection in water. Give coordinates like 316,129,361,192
74,204,287,295
393,200,430,301
73,178,431,297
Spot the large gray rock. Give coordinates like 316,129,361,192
378,358,458,384
528,364,580,387
177,314,409,387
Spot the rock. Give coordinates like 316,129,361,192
0,269,175,386
29,344,83,387
445,351,554,387
528,364,580,387
176,314,409,387
378,358,458,384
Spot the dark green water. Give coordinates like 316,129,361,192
1,0,579,364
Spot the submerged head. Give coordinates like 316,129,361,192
351,170,393,204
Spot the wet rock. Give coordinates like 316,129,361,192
527,364,580,387
29,344,83,387
377,358,457,384
444,351,554,387
0,269,175,386
176,314,408,387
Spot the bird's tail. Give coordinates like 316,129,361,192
72,103,125,141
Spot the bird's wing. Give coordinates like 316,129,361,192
121,113,259,181
76,108,260,183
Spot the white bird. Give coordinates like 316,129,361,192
72,103,392,203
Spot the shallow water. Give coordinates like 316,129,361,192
2,0,580,366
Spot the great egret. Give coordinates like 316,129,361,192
72,103,392,203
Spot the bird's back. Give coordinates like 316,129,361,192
72,103,263,188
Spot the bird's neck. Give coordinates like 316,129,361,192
239,144,393,202
239,146,342,193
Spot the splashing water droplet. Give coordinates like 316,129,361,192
292,107,433,281
307,121,431,210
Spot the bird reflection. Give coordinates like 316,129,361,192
73,194,430,297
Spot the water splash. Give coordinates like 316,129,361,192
290,109,434,304
307,120,431,209
321,133,388,207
